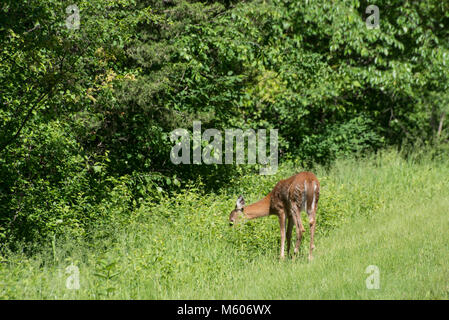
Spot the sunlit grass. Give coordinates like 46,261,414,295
1,150,448,299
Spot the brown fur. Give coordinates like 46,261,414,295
229,172,320,260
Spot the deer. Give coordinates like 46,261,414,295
229,172,320,260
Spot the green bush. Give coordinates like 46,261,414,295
1,0,448,247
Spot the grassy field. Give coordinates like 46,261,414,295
1,150,448,299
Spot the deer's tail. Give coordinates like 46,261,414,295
302,179,320,216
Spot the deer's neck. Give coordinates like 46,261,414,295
244,193,272,219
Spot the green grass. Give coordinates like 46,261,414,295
193,190,449,299
1,150,449,299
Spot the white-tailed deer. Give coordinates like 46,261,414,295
229,172,320,260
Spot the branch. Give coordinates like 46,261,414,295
0,85,54,154
437,112,446,138
389,107,412,138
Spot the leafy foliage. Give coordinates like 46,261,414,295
0,0,448,245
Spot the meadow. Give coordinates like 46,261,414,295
1,149,448,299
2,0,449,302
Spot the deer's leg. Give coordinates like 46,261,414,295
286,216,293,257
308,181,319,261
308,212,316,261
291,205,303,255
279,213,286,260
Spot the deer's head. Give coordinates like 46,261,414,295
229,195,245,226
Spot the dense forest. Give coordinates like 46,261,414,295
1,0,448,249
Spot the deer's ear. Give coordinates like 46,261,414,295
236,195,245,210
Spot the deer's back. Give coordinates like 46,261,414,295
269,171,319,215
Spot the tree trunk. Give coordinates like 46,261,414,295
437,112,446,138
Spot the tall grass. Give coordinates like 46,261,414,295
1,149,448,299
